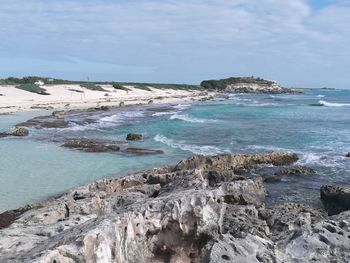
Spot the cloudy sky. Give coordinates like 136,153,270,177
0,0,349,88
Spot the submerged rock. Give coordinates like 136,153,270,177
1,152,348,263
16,115,70,129
320,185,350,215
62,139,120,153
125,147,164,155
126,133,143,140
0,127,29,137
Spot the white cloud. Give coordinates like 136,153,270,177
0,0,349,87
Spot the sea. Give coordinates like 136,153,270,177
0,88,349,212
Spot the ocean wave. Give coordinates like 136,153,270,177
152,111,179,117
154,134,229,156
317,95,325,98
318,100,350,107
169,114,216,123
173,104,191,110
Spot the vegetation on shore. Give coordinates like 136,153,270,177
15,84,50,95
80,83,107,92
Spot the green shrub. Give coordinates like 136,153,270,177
15,84,50,95
80,83,107,92
112,83,131,92
133,85,152,91
200,77,275,90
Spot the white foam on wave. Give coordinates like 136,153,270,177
154,134,229,156
169,114,216,123
317,95,325,98
318,100,350,107
152,111,179,117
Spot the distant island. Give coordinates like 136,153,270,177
200,76,298,94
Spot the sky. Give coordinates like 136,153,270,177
0,0,349,88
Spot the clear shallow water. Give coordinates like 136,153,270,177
1,89,350,211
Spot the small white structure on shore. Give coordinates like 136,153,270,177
35,80,44,86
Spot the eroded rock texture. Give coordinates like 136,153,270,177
0,152,349,263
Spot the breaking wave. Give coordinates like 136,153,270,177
154,134,229,156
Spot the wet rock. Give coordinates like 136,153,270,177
346,152,350,158
62,139,120,153
52,111,65,119
126,133,143,140
125,147,163,155
309,103,324,107
95,106,110,111
0,127,29,137
264,166,314,183
321,185,350,215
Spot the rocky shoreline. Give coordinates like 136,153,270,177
1,152,350,262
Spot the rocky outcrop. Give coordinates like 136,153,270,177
0,152,349,263
321,185,350,215
0,127,29,137
16,115,69,129
126,133,143,141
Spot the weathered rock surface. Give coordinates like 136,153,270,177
0,127,29,137
126,133,143,141
321,185,350,215
0,152,349,263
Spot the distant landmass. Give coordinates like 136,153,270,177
0,76,299,94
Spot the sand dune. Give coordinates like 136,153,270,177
0,84,209,114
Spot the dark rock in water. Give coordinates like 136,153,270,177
0,127,29,137
346,152,350,158
126,133,143,140
16,115,70,129
264,166,315,183
52,111,65,119
95,106,110,111
264,174,283,183
125,147,163,155
62,139,120,153
320,185,350,215
309,103,324,107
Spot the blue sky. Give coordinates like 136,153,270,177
0,0,349,88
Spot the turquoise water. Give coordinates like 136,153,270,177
1,89,350,211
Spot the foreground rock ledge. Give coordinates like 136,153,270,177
1,152,349,263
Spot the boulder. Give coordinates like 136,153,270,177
52,111,65,119
346,152,350,158
320,185,350,215
126,133,143,140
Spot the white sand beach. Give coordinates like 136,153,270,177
0,84,211,114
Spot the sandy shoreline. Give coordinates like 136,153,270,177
0,84,213,114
